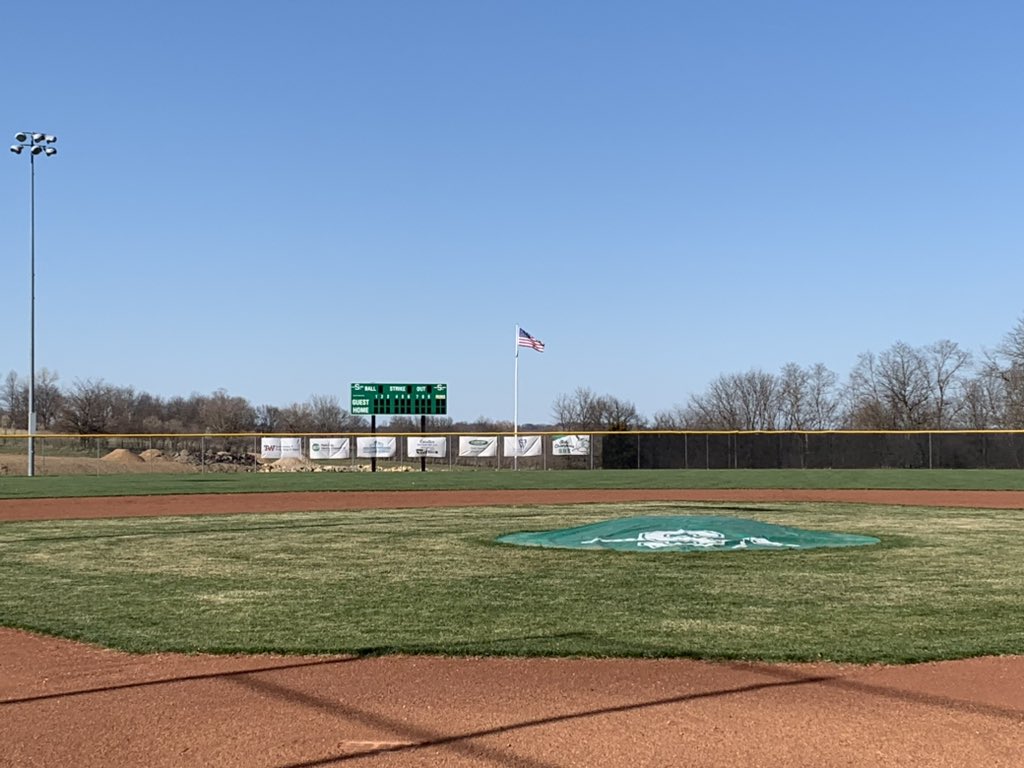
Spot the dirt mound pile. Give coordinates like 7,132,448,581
268,457,314,472
140,449,166,462
101,449,144,464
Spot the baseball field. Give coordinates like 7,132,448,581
2,469,1022,766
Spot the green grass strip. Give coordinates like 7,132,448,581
4,468,1024,500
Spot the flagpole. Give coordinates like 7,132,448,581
513,323,520,471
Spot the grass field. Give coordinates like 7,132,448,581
3,467,1024,499
2,498,1022,663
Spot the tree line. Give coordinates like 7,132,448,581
555,316,1024,431
4,316,1024,434
0,375,510,435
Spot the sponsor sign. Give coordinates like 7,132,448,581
407,436,447,458
356,436,397,458
459,436,497,457
503,435,542,457
280,437,303,459
260,437,282,459
552,434,590,456
309,437,350,460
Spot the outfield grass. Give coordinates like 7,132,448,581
1,500,1022,663
3,468,1024,500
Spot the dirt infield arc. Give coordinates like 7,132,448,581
3,488,1024,767
5,486,1024,522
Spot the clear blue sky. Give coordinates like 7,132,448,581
3,1,1023,425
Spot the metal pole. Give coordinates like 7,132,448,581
27,152,36,477
513,324,519,471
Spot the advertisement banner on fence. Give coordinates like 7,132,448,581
552,434,591,456
407,436,447,458
356,436,397,458
260,437,282,459
459,436,497,457
503,435,543,457
309,437,350,460
280,437,304,459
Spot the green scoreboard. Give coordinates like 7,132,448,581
350,383,448,416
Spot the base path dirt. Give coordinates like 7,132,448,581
5,487,1024,522
3,488,1024,767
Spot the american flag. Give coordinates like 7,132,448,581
517,328,545,352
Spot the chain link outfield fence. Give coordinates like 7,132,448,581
600,431,1024,470
3,430,1024,476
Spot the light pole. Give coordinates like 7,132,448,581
10,131,57,477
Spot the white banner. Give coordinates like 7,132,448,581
407,436,447,458
459,436,497,457
503,435,542,457
356,436,397,458
260,437,282,459
552,434,591,456
280,437,303,459
309,437,350,460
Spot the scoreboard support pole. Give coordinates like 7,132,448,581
371,415,377,473
420,414,427,472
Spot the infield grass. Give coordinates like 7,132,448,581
2,500,1022,663
3,468,1024,499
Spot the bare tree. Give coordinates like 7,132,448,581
960,373,1003,429
307,394,366,432
684,374,742,429
923,340,972,428
651,405,689,429
594,394,644,430
983,316,1024,427
552,387,601,430
686,370,780,430
31,368,63,430
275,402,314,432
198,389,256,433
1,371,27,429
552,387,643,430
165,395,203,432
58,379,120,433
778,363,840,430
254,404,282,432
845,342,939,428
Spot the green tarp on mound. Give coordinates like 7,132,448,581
497,515,879,552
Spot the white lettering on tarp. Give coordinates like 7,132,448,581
581,529,798,550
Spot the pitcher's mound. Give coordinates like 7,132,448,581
497,514,879,552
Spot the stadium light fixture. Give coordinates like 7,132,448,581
9,130,58,477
